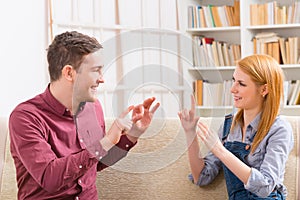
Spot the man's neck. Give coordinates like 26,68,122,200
49,81,74,113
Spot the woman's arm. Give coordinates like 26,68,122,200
198,122,252,184
185,130,206,183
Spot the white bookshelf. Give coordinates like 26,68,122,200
189,66,235,83
183,0,300,117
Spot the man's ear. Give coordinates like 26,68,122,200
62,65,75,81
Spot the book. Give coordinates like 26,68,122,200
224,5,234,26
194,80,203,106
272,42,281,64
211,41,220,66
250,4,258,25
233,0,240,26
217,41,225,66
222,43,230,66
203,5,214,27
279,37,287,64
289,80,300,105
218,6,229,27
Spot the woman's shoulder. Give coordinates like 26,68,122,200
273,115,293,129
268,115,293,139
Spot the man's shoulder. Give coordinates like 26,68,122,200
10,93,45,118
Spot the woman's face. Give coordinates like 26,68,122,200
231,66,264,111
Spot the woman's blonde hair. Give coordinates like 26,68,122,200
232,54,284,153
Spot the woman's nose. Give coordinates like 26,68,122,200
230,82,237,93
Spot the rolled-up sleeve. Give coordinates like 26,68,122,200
188,152,222,186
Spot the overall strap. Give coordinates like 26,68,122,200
222,113,233,141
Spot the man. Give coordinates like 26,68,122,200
9,31,159,199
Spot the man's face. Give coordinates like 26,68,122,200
73,50,104,105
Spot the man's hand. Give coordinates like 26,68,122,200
127,97,160,142
103,106,134,148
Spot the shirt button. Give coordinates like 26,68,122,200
99,156,103,160
80,139,84,143
79,165,82,169
78,179,82,184
75,196,79,200
95,151,99,156
245,144,250,150
125,144,129,148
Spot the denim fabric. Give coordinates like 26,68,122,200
222,114,285,200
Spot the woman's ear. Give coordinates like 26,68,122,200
62,65,75,81
261,84,269,97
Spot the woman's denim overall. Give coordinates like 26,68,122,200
221,114,284,200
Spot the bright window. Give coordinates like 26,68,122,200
49,0,192,118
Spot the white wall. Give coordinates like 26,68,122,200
0,0,49,118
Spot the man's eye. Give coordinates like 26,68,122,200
93,68,101,72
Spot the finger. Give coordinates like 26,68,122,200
197,127,207,142
132,105,144,123
133,104,143,114
143,97,155,110
178,112,182,120
197,121,209,133
196,123,205,136
132,114,143,123
149,102,160,114
181,109,189,121
189,94,196,116
191,94,196,112
197,131,205,141
196,124,206,140
119,105,134,118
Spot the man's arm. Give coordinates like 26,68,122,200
9,110,100,193
97,135,136,171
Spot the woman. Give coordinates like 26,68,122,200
178,54,294,199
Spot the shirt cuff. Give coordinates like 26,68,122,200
116,135,137,151
244,167,271,197
244,167,259,190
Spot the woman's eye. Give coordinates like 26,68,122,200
239,82,246,87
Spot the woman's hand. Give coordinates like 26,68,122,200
196,121,222,155
178,95,199,135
